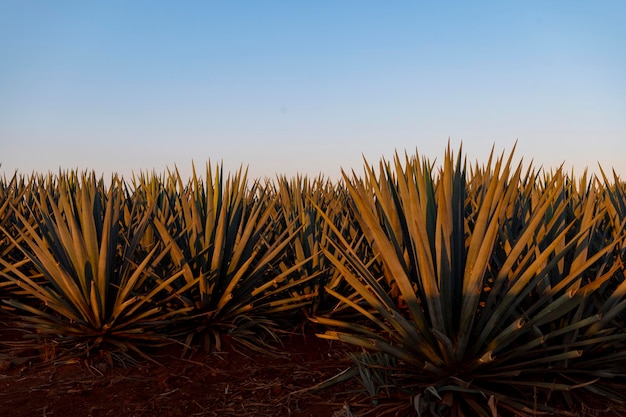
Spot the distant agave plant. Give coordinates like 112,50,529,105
270,175,366,319
314,145,626,416
127,169,180,255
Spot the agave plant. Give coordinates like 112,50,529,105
270,175,367,319
0,174,26,279
0,173,45,261
0,173,48,310
0,172,186,362
313,145,626,416
594,169,626,342
150,163,310,351
127,169,181,255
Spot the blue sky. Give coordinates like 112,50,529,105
1,1,625,181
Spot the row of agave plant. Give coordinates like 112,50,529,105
1,145,626,416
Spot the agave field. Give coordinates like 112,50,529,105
2,145,626,416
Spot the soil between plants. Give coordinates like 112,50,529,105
0,328,375,417
1,326,625,417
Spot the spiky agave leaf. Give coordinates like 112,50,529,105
0,172,188,362
314,145,626,416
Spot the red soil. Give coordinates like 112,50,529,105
0,328,375,417
1,325,624,417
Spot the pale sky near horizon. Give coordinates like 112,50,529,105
1,1,625,182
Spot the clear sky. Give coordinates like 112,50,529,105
1,1,625,182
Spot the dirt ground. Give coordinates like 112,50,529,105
0,327,382,417
2,325,625,417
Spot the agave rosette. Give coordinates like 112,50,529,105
313,145,626,416
150,164,309,351
0,172,187,360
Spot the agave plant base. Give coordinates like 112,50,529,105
175,313,283,356
2,321,177,367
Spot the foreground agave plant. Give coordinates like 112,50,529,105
314,145,626,416
0,172,186,362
